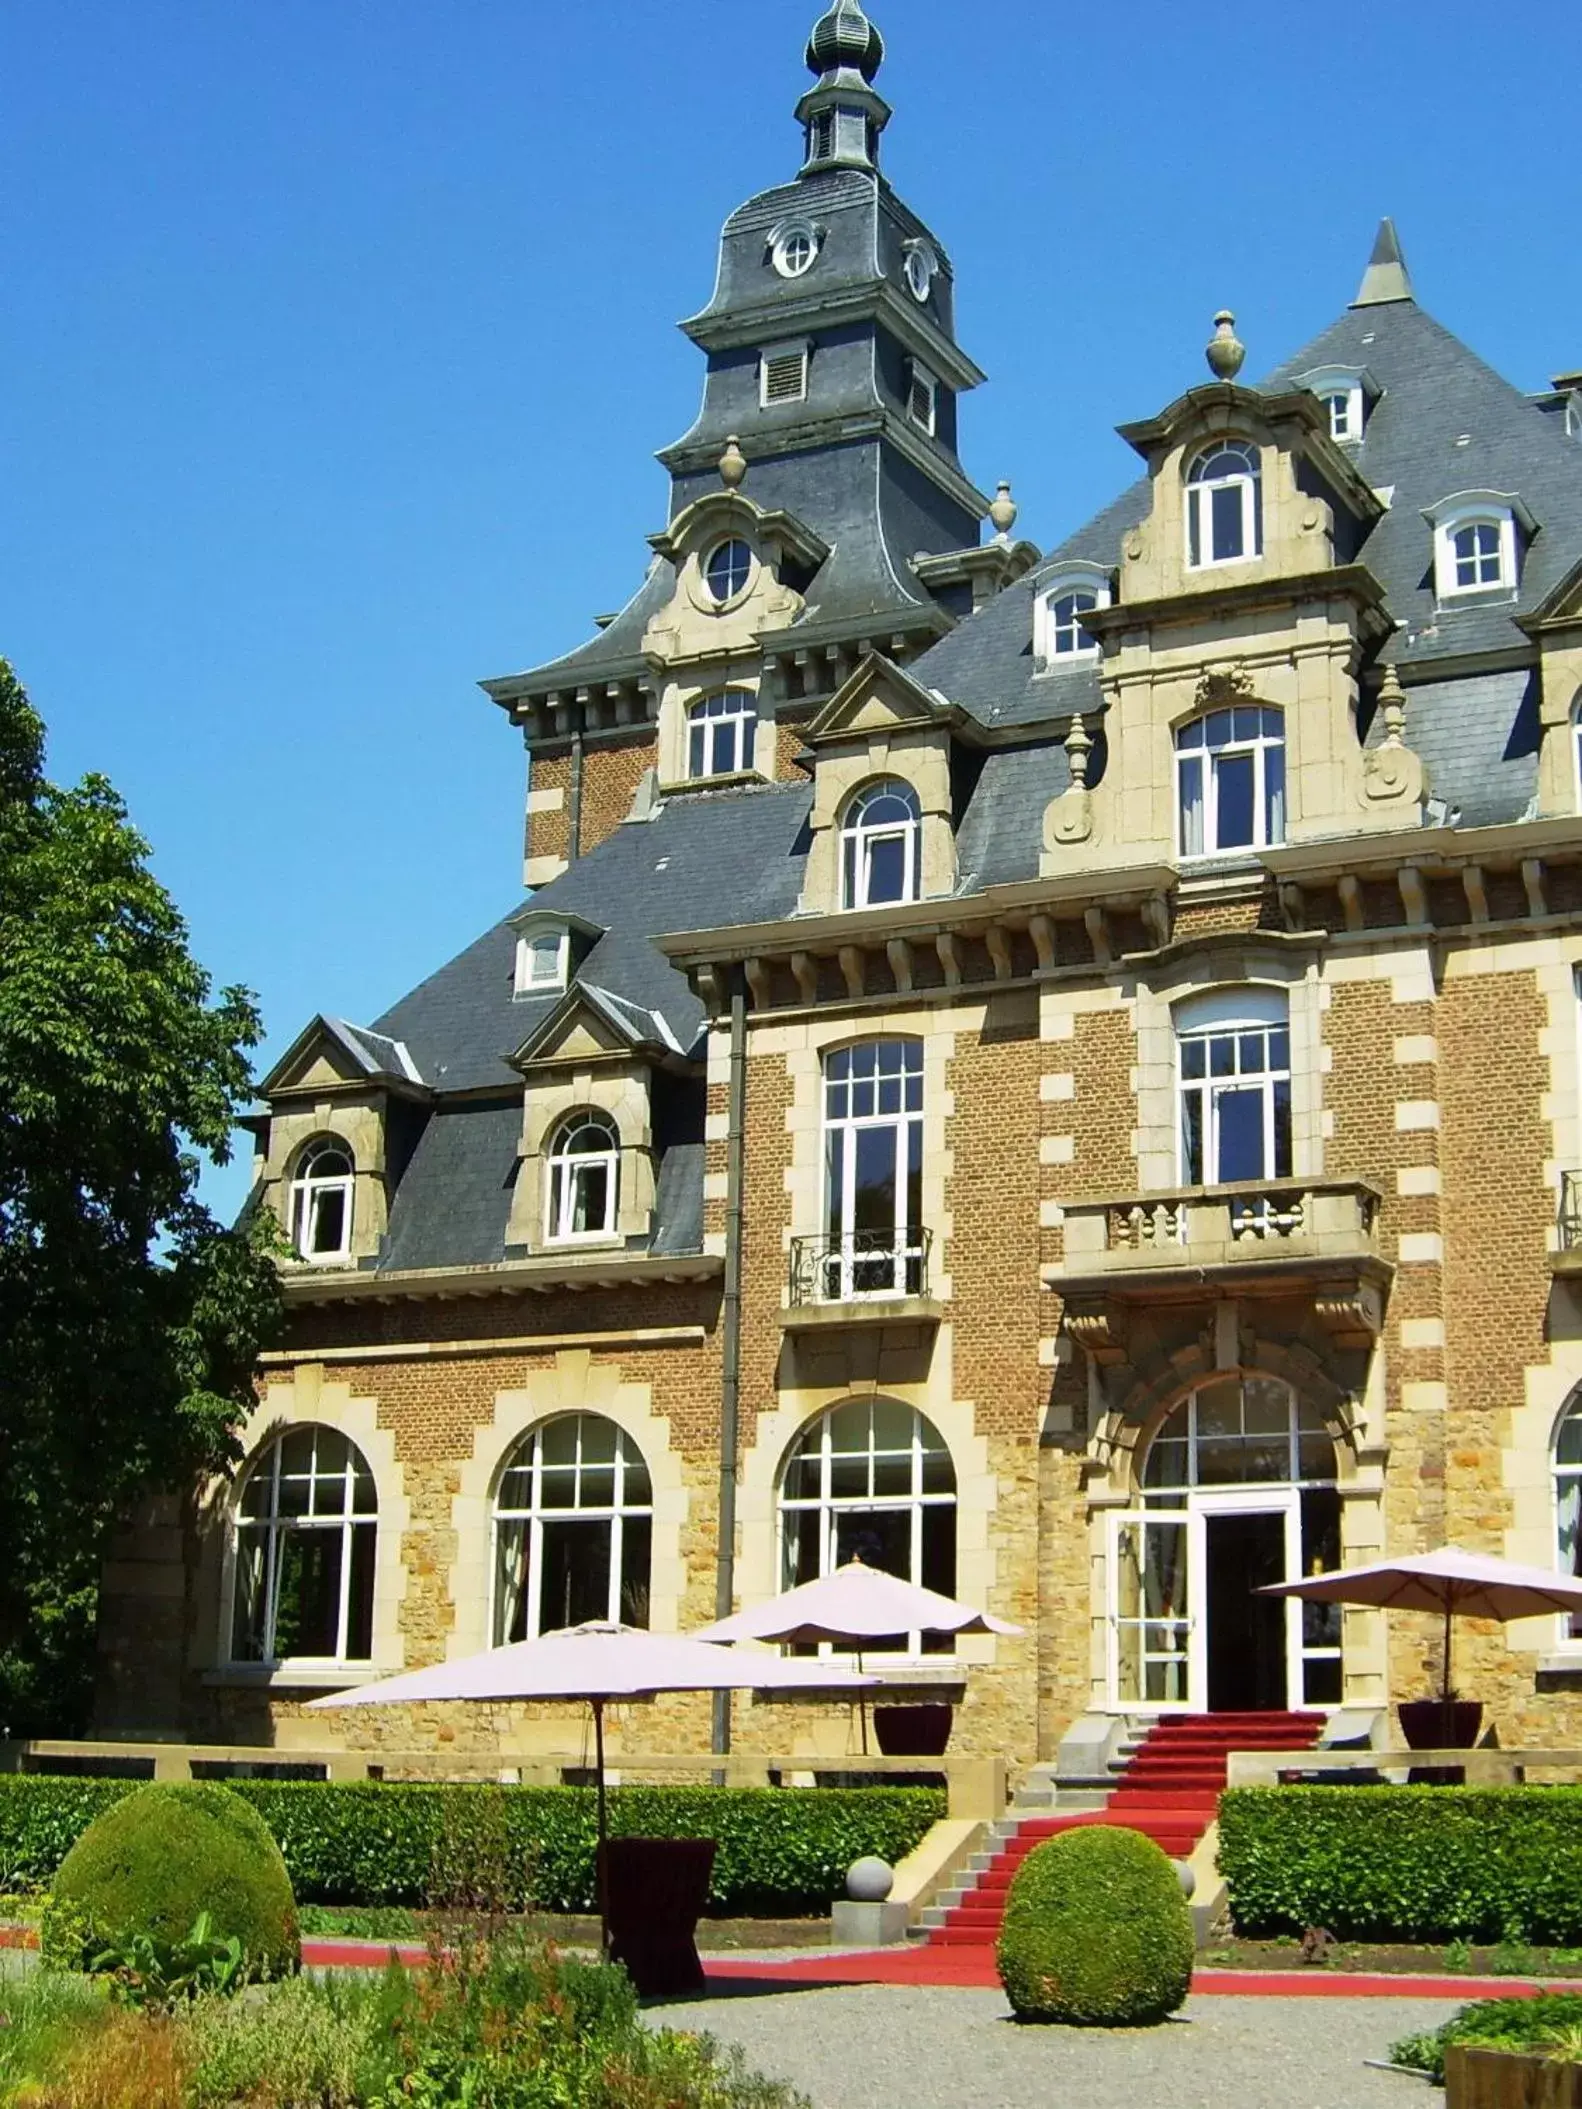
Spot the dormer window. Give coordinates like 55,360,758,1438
907,363,938,436
1426,493,1527,601
1187,441,1263,568
1034,568,1112,668
704,537,754,605
1323,390,1357,442
1176,706,1285,858
760,341,810,408
515,926,569,996
546,1112,620,1244
290,1140,355,1263
841,779,922,909
1296,365,1375,448
771,223,819,280
688,689,757,778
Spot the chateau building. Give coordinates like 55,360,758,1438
99,3,1582,1776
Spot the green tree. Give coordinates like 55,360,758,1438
0,660,281,1734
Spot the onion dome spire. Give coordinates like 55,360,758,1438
797,1,891,173
805,0,885,83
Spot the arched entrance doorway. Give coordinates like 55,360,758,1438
1108,1375,1341,1713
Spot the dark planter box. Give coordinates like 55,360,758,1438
1398,1699,1484,1749
1447,2044,1582,2108
600,1836,716,1998
873,1703,953,1757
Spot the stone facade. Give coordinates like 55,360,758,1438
94,8,1582,1777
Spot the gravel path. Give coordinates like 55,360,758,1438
652,1984,1450,2109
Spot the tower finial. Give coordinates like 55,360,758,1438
805,0,884,83
797,1,890,173
1353,219,1414,308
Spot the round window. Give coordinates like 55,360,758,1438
704,539,753,605
773,226,817,279
904,248,933,303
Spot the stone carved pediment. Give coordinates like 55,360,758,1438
805,652,957,748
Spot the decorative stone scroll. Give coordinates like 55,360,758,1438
1361,665,1426,809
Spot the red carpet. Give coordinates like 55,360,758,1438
929,1712,1323,1948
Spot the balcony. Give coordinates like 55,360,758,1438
1552,1171,1582,1275
1047,1178,1387,1341
784,1230,940,1330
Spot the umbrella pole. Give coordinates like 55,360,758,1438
593,1697,609,1956
857,1646,868,1756
1441,1593,1454,1749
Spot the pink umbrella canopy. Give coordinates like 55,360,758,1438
1260,1545,1582,1716
306,1620,877,1710
696,1560,1023,1646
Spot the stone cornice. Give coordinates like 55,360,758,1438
677,279,987,395
279,1251,723,1308
1079,563,1393,647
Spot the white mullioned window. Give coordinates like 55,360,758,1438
515,927,568,996
779,1399,956,1652
1557,1395,1582,1639
1323,391,1355,442
840,778,922,909
290,1140,355,1262
1035,570,1111,666
1176,705,1285,857
231,1426,377,1665
1187,440,1263,568
1428,496,1524,600
822,1040,924,1300
703,537,754,604
687,690,757,778
1296,365,1370,446
1175,989,1293,1193
492,1415,653,1642
545,1111,620,1243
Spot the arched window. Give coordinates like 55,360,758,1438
1572,693,1582,812
840,779,921,909
1451,520,1505,590
1175,988,1292,1203
289,1141,355,1262
493,1415,653,1642
545,1113,620,1244
1556,1398,1582,1639
779,1399,956,1652
1034,569,1112,667
231,1426,377,1665
688,690,757,778
704,538,753,604
822,1040,924,1299
1187,440,1263,568
1176,704,1285,856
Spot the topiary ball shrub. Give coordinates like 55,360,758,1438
996,1825,1194,2027
41,1782,299,1982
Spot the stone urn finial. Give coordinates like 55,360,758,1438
1206,310,1246,381
1065,714,1093,789
719,435,748,489
989,480,1018,541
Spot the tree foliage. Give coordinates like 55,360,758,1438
0,660,280,1734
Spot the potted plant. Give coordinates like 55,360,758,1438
872,1703,953,1756
1446,2040,1582,2107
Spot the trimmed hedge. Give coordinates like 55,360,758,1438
996,1826,1194,2026
1220,1786,1582,1942
42,1783,299,1979
0,1776,943,1916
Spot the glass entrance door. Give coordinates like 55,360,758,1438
1108,1512,1194,1707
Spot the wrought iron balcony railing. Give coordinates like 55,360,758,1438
1559,1170,1582,1253
788,1229,932,1307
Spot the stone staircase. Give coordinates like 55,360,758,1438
918,1711,1323,1948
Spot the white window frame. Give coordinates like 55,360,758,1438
760,339,810,408
702,536,755,606
821,1040,925,1300
230,1426,378,1667
840,778,922,910
544,1112,621,1245
771,223,819,280
778,1399,956,1656
1322,388,1362,443
1186,440,1264,569
1175,705,1286,858
1173,988,1293,1197
514,927,569,997
1426,493,1526,601
1296,366,1371,446
903,243,936,304
906,362,938,436
1556,1393,1582,1649
687,689,758,779
1034,568,1111,668
289,1140,355,1264
1572,693,1582,814
491,1415,654,1644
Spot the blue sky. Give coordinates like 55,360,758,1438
3,1,1577,1221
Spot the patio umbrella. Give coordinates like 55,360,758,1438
696,1559,1023,1751
1261,1546,1582,1741
308,1622,875,1949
